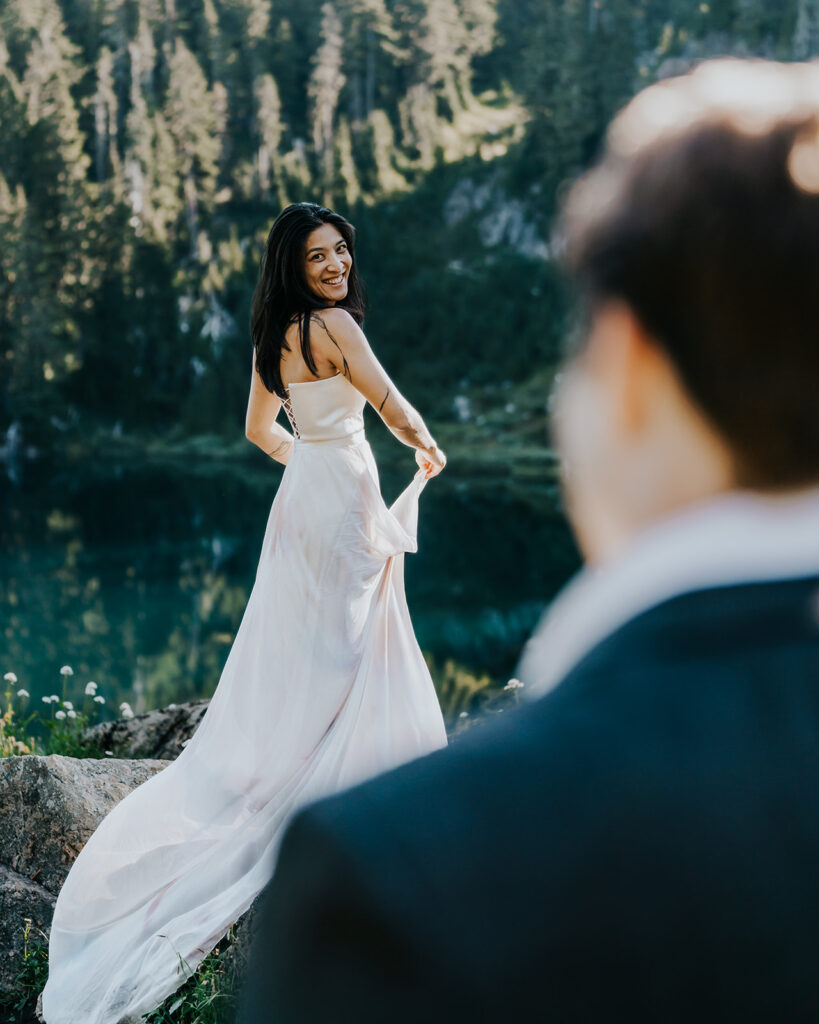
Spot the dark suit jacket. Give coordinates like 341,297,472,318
237,575,819,1023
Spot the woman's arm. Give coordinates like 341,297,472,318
245,350,295,465
309,309,446,476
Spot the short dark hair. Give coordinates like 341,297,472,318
560,58,819,489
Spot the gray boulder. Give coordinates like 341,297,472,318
1,750,261,1021
0,755,169,999
83,698,210,760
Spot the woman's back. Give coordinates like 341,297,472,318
280,312,338,386
281,371,365,443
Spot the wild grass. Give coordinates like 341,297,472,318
0,919,248,1024
0,919,50,1023
0,667,132,759
142,924,249,1024
3,654,528,757
426,654,527,737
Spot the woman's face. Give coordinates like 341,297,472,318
302,223,353,304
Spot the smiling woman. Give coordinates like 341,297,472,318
248,202,367,402
245,202,447,475
303,221,353,302
40,201,448,1024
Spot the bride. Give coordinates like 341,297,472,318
41,202,448,1024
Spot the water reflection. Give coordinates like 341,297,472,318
0,448,580,718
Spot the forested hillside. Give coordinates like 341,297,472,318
0,0,816,452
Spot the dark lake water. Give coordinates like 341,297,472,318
0,441,580,725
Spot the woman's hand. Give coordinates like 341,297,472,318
415,444,446,478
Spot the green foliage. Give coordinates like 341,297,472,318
1,668,118,758
0,919,50,1023
0,917,248,1024
0,0,813,451
141,924,248,1024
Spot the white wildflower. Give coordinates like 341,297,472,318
459,711,468,718
104,750,113,756
55,710,67,720
42,696,51,704
84,681,98,696
17,689,29,698
4,672,18,683
503,678,524,691
50,694,59,702
59,665,74,677
67,709,77,719
63,701,73,710
93,695,105,704
167,703,177,710
120,702,134,720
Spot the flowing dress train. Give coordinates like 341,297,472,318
41,372,448,1024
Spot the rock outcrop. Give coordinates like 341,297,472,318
83,698,210,760
1,747,260,1021
0,755,169,998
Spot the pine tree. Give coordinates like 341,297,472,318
336,0,401,127
93,45,123,191
124,9,162,240
1,0,96,436
520,0,598,217
253,71,286,202
0,171,27,422
0,0,809,441
308,2,346,198
164,35,224,254
335,113,362,205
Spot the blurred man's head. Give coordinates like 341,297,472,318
552,58,819,564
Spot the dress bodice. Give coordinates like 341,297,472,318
283,373,366,442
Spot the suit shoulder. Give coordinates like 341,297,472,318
295,692,630,868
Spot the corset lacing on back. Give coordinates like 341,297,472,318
281,388,300,439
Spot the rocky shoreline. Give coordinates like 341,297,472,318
83,698,211,760
0,700,258,1017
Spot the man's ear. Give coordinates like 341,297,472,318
584,300,664,439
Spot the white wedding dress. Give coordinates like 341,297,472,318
41,372,448,1024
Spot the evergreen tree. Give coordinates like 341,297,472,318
1,0,96,436
308,2,346,197
519,0,598,217
253,71,286,202
0,0,810,441
93,45,123,190
164,35,224,254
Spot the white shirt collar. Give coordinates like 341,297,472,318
516,484,819,700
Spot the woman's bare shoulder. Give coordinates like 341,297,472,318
309,308,363,363
310,306,358,335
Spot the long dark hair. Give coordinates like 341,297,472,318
250,202,366,398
